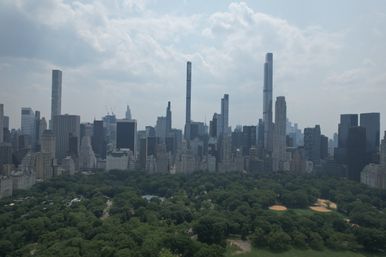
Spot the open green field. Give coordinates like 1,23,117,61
226,248,378,257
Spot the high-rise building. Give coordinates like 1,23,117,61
53,115,80,162
34,111,41,151
51,70,62,128
41,130,56,159
263,53,273,153
338,114,358,148
184,61,192,141
304,125,321,165
92,120,106,159
79,136,96,169
347,126,367,181
21,107,35,146
242,126,257,156
360,112,380,162
221,94,229,135
155,116,167,140
125,105,132,121
116,120,137,154
166,101,172,133
272,96,287,171
0,104,3,143
320,135,329,160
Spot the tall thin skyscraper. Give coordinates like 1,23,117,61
0,104,3,143
263,53,273,152
51,69,62,128
272,96,287,171
221,94,229,135
125,105,132,121
166,101,172,133
184,61,192,141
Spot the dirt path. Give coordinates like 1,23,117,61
101,199,112,220
228,239,252,255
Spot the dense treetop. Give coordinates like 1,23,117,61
1,171,386,257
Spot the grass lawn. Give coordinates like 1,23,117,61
226,248,375,257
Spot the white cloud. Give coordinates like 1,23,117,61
0,1,385,136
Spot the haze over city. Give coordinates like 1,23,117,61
1,0,386,136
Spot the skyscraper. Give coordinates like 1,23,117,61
272,96,287,171
53,114,80,162
51,70,62,128
221,94,229,135
166,101,172,133
263,53,273,153
184,61,192,141
125,105,132,121
116,120,137,154
347,126,367,181
41,130,56,159
0,104,3,143
360,112,380,162
304,125,321,165
92,120,106,159
21,107,35,146
338,114,358,148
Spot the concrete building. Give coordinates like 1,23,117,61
53,115,80,163
125,105,132,121
79,136,97,169
41,130,56,159
221,94,229,135
361,131,386,189
184,61,192,141
272,96,287,171
106,150,129,171
51,70,62,128
263,53,273,153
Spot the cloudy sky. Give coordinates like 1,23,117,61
1,0,385,137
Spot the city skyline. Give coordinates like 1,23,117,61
1,1,386,136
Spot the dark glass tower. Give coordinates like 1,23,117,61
116,120,137,153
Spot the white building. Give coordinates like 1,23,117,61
106,150,129,171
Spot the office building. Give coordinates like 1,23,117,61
53,115,80,162
116,120,137,154
360,112,380,163
41,130,56,159
51,70,62,128
304,125,321,165
347,126,367,181
21,107,35,147
92,120,106,159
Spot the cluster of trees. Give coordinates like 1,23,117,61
0,170,385,256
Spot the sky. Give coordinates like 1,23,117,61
0,0,386,137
